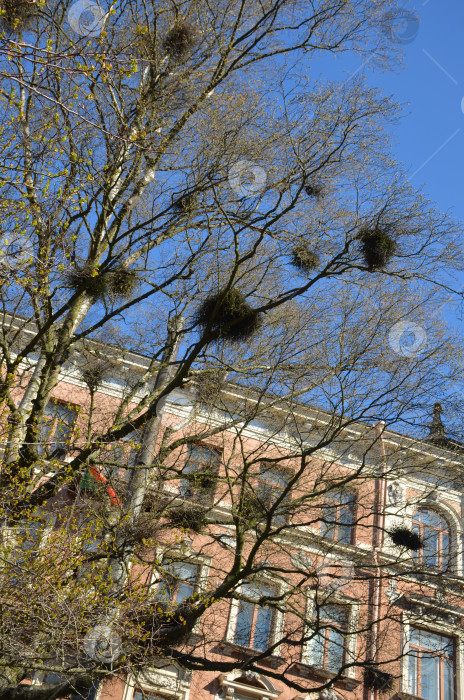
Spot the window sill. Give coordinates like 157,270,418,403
218,642,285,668
392,693,424,700
292,662,360,690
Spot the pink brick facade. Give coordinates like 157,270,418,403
19,369,464,700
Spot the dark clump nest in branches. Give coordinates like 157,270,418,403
163,20,196,58
120,512,161,548
67,265,139,301
82,362,107,393
171,191,197,214
183,468,217,492
304,182,325,199
194,289,262,342
168,503,208,533
388,526,423,551
291,245,320,274
358,226,397,271
363,668,394,692
108,267,139,298
0,0,38,34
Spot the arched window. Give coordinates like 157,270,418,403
412,509,451,571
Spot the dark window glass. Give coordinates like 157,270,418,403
310,604,348,672
107,430,141,482
408,627,454,700
39,402,77,458
179,445,220,503
233,582,275,651
156,561,198,604
133,692,167,700
321,490,355,544
412,509,451,571
70,681,100,700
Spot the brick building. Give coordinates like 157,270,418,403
6,351,464,700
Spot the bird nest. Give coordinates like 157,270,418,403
358,226,397,271
0,0,38,34
239,489,268,524
291,245,320,274
388,526,423,551
168,503,208,533
194,289,261,342
163,20,196,58
171,191,197,213
183,468,217,492
67,265,139,301
82,362,107,392
304,182,325,199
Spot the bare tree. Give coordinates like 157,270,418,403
0,0,462,696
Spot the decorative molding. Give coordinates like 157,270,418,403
384,579,400,603
387,482,403,506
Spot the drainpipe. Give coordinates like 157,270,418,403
368,420,387,700
109,315,184,584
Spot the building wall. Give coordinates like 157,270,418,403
26,376,464,700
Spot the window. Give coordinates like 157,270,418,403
133,692,168,700
320,490,355,544
5,517,47,585
309,603,348,672
76,513,102,580
179,445,219,503
106,431,141,482
122,665,191,700
407,627,455,700
219,671,280,700
156,561,199,605
412,509,450,571
70,681,100,700
256,463,291,525
233,582,275,651
39,401,78,459
38,674,99,700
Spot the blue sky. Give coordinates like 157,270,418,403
370,1,464,221
309,1,464,326
314,1,464,223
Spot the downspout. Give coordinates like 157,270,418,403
368,420,387,700
108,315,185,584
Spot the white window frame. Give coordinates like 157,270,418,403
301,592,360,679
217,670,280,699
122,665,191,700
224,577,286,656
384,491,463,576
401,610,464,699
